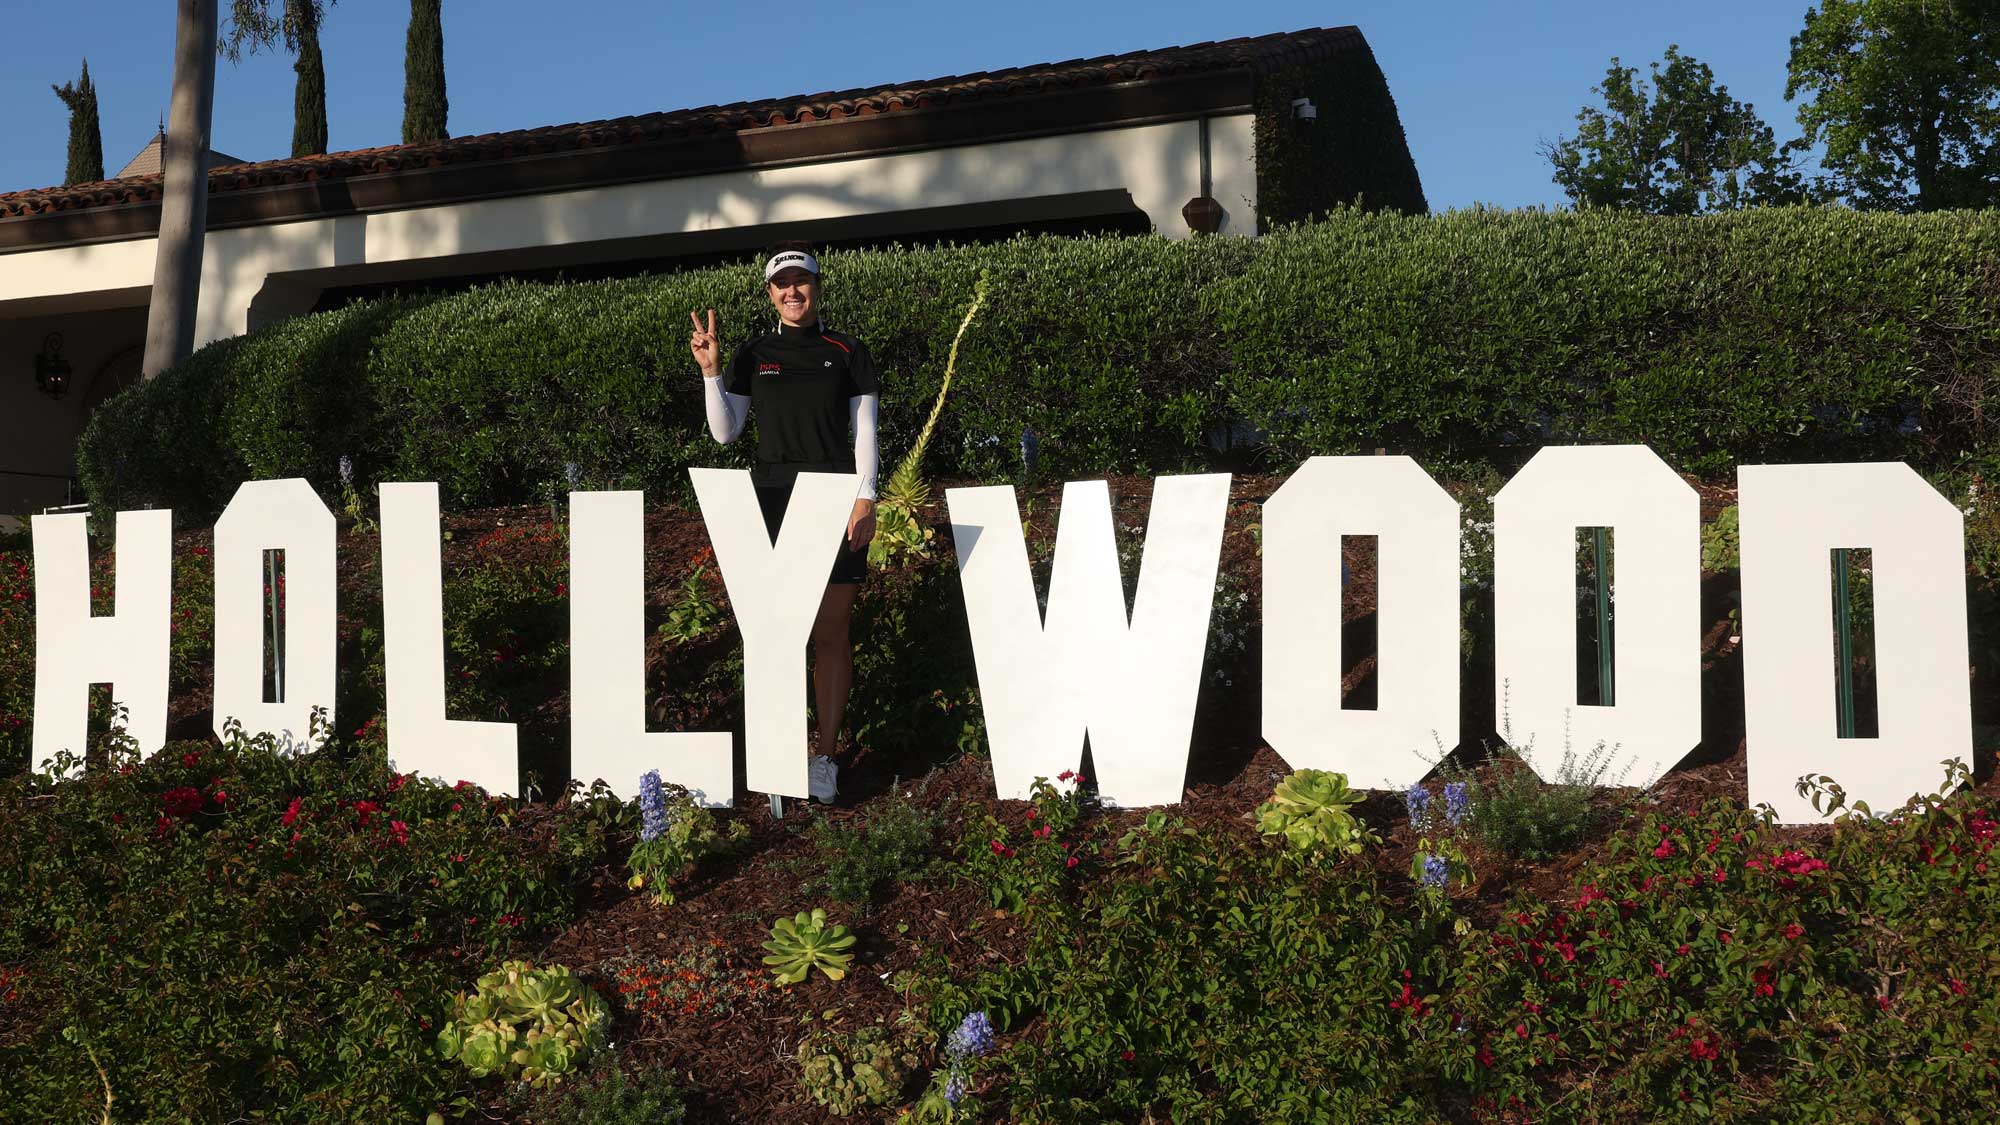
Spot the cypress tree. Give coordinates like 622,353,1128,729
52,59,105,185
402,0,447,144
292,1,328,156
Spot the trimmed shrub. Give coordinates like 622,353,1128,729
79,209,2000,522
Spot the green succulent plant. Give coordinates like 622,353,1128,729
797,1012,928,1116
761,908,858,985
436,960,610,1088
1255,769,1380,856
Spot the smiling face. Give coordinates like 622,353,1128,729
767,267,820,327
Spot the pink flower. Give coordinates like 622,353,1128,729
1653,839,1676,859
1065,855,1079,869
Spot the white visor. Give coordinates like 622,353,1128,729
765,251,821,281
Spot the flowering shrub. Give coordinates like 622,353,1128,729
934,811,1443,1121
959,773,1095,914
1432,777,2000,1120
0,719,610,1122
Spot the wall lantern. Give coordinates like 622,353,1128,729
1182,196,1224,235
34,332,71,400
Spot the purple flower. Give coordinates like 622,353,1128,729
944,1067,969,1106
1421,854,1449,889
638,769,669,842
338,454,355,488
1405,784,1431,831
948,1011,994,1059
1444,781,1471,828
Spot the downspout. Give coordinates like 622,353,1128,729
1182,114,1224,235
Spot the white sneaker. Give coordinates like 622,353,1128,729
808,755,839,804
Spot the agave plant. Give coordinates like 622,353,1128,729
868,272,989,569
762,908,858,984
436,959,610,1088
1255,769,1380,856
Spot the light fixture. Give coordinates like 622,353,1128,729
1291,97,1317,124
34,332,70,400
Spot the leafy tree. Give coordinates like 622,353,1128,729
1544,45,1808,214
1786,0,2000,210
52,59,105,186
402,0,448,144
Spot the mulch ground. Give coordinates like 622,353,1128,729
139,471,2000,1121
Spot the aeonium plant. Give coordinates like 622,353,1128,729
435,959,610,1088
763,908,858,985
1255,768,1379,857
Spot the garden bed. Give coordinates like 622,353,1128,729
3,473,1997,1122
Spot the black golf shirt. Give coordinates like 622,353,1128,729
724,321,880,489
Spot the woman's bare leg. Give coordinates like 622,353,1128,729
810,582,861,765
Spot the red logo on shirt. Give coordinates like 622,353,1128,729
758,363,782,375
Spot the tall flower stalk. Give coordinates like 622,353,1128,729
868,272,989,568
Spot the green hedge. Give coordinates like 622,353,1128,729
80,208,2000,519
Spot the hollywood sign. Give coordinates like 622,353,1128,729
28,447,1972,824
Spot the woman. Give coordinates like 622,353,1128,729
689,246,878,804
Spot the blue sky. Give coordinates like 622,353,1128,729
2,1,1825,210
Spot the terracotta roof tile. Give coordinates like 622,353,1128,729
0,26,1364,220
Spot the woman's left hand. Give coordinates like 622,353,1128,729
847,498,877,551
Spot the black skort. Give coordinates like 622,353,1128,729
755,482,868,586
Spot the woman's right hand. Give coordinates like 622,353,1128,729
689,308,720,378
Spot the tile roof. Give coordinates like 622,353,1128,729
0,26,1364,221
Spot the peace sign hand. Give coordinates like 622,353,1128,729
689,309,721,377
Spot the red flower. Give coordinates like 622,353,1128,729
1515,1023,1528,1038
1782,923,1805,941
1950,979,1968,996
1065,855,1079,868
1653,839,1675,859
281,797,302,826
1119,1049,1135,1062
389,820,410,845
353,799,381,827
1689,1038,1720,1062
1718,932,1731,945
1676,944,1690,956
1476,1046,1496,1068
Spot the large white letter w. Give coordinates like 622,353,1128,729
947,475,1230,806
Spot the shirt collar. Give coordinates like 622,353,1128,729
776,319,824,338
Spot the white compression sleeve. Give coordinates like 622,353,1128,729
851,393,880,501
703,375,749,444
